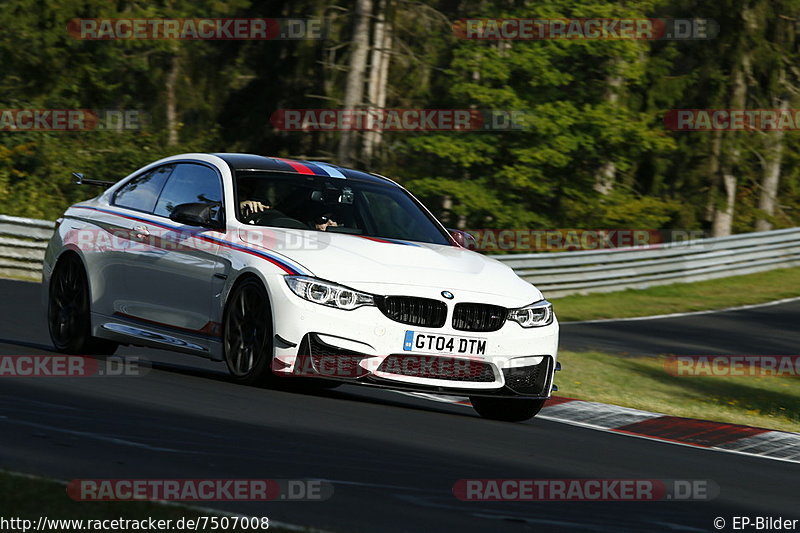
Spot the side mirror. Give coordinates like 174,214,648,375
448,228,477,250
169,202,222,230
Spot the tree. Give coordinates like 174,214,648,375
337,0,373,165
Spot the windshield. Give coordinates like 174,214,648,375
234,171,452,245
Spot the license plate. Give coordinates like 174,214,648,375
403,331,487,355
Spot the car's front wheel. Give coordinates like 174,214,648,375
223,277,274,385
469,397,546,422
48,254,118,355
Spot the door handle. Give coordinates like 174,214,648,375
132,225,150,240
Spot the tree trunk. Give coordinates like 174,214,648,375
363,0,391,162
711,51,750,237
165,53,180,146
755,14,793,232
704,131,723,225
442,194,453,226
593,64,623,195
711,170,737,237
593,161,616,196
337,0,373,166
755,95,788,231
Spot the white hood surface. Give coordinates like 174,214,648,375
239,227,542,308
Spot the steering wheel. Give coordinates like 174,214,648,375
243,208,271,225
243,209,309,229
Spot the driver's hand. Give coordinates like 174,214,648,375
317,220,338,231
240,200,269,217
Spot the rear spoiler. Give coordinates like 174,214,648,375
73,172,115,187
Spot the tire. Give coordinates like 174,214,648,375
223,277,274,385
48,254,118,355
469,397,546,422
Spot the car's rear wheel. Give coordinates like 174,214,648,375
469,397,546,422
48,254,118,355
223,277,274,385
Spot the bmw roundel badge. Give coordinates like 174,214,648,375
441,291,454,300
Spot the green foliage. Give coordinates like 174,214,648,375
0,0,798,233
0,131,213,218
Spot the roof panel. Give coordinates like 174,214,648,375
212,153,392,185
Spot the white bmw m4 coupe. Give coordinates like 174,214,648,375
43,153,559,421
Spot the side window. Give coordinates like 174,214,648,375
113,165,174,213
153,163,222,218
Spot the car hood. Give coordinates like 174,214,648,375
239,227,542,307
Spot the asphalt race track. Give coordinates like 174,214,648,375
560,300,800,356
1,279,798,532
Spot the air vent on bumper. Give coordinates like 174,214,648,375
377,354,495,382
501,356,553,395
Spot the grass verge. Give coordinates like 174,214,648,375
557,350,800,433
0,472,298,532
549,266,800,322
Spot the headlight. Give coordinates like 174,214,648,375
507,300,554,328
285,276,375,310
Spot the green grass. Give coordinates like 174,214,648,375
557,350,800,433
0,472,298,532
550,266,800,322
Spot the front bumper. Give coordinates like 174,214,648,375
269,280,560,398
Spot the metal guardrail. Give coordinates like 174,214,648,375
494,227,800,297
0,215,55,280
1,214,799,297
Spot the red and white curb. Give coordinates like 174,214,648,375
405,393,800,464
